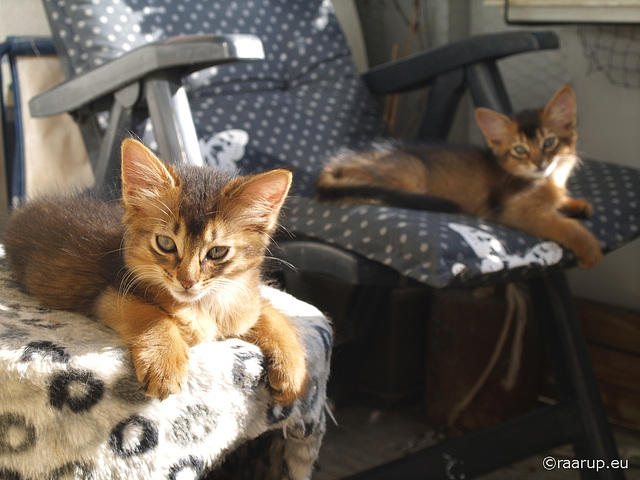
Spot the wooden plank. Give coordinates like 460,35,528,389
595,382,640,431
576,299,640,355
587,344,640,395
555,299,640,430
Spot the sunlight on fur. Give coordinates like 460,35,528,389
4,138,307,404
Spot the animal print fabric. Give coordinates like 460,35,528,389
0,246,332,479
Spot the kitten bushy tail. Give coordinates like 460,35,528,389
315,184,461,213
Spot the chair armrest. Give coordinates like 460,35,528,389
275,239,412,287
362,31,558,94
29,34,265,117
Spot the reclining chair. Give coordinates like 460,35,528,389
5,0,640,478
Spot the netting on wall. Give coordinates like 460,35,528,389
579,24,640,89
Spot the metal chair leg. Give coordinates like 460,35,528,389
528,273,624,480
342,272,625,480
144,73,204,167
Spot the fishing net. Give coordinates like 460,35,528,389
579,24,640,89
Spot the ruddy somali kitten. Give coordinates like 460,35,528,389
4,138,307,404
316,85,602,268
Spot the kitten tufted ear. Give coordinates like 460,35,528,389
121,138,179,199
474,108,513,149
228,169,293,231
544,85,577,132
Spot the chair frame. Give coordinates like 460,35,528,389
325,273,621,479
0,37,56,204
29,34,265,188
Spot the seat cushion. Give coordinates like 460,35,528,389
0,247,332,479
281,159,640,287
43,0,388,196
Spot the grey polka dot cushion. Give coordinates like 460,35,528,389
43,0,388,196
43,0,640,287
282,159,640,287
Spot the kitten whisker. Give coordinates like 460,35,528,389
263,255,297,273
275,224,295,240
118,264,162,304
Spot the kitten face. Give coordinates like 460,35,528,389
475,85,578,182
497,118,570,180
119,139,291,306
135,209,257,305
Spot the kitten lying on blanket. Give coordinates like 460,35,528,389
316,85,602,268
4,138,307,403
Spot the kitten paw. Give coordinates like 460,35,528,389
578,249,603,269
559,198,594,219
576,237,603,269
268,352,307,406
132,343,190,400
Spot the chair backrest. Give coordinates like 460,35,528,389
41,0,388,196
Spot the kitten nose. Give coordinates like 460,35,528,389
179,278,196,290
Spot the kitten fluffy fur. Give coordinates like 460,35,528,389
4,139,307,403
317,85,602,268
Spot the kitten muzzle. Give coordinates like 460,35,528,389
178,278,196,290
171,286,205,303
536,158,559,179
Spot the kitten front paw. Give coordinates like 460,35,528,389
576,235,603,269
559,198,594,219
268,350,307,406
132,342,190,400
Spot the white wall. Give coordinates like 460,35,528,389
0,0,50,38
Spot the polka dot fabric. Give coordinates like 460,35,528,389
43,0,388,196
283,159,640,287
42,0,640,287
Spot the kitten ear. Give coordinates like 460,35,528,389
474,108,513,148
121,138,179,199
544,85,576,132
229,169,293,231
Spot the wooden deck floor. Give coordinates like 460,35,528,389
314,400,640,480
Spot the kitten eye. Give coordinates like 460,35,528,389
543,137,557,150
512,145,529,157
156,235,177,253
207,246,229,261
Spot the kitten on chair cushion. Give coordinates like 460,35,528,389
316,85,602,268
4,138,307,403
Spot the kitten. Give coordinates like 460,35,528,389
3,138,307,403
316,85,602,268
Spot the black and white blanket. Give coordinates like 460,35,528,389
0,246,332,479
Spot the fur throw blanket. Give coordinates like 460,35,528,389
0,246,332,479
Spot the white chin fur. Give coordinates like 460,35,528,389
523,156,561,180
539,157,560,179
171,289,205,303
